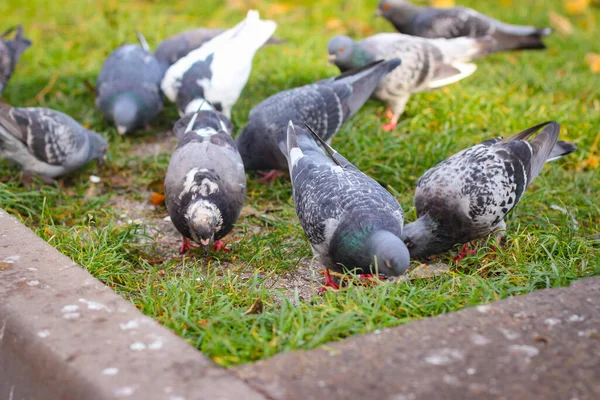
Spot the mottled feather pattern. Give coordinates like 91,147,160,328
411,8,492,38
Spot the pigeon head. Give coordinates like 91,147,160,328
112,94,141,135
327,36,357,69
87,131,109,166
365,231,410,276
186,200,221,251
376,0,418,23
401,215,451,259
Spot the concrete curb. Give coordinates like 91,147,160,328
236,277,600,400
0,208,266,400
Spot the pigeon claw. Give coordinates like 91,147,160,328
453,243,476,263
382,122,397,132
212,239,230,253
257,169,283,184
318,269,340,294
179,236,199,255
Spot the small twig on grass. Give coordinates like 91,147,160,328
33,72,59,103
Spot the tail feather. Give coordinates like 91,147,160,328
547,140,577,162
435,36,493,62
334,58,401,117
524,121,561,182
491,28,549,52
428,62,477,89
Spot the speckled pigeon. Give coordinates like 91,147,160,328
154,27,284,73
96,31,163,135
283,122,410,289
0,25,31,96
236,58,401,182
161,10,277,118
165,110,246,254
401,121,576,260
0,103,108,181
376,0,551,53
327,33,491,131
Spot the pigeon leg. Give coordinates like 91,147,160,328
257,169,283,183
382,113,399,132
359,274,384,281
384,107,394,120
179,236,198,255
453,243,476,262
318,269,340,293
212,239,230,252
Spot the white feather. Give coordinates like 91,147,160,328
428,63,477,89
161,9,277,118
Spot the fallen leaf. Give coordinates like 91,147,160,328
430,0,455,7
325,18,343,31
244,298,263,315
564,0,591,14
396,263,451,283
149,192,165,206
550,11,574,35
585,53,600,73
0,262,11,271
265,2,291,17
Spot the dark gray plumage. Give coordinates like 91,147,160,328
401,121,576,259
283,122,410,276
96,33,163,135
155,27,285,73
0,25,31,96
165,110,246,253
0,103,108,179
327,33,491,131
376,0,551,53
236,58,401,173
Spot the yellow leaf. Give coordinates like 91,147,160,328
564,0,591,14
585,53,600,73
430,0,455,7
549,11,574,36
589,155,600,168
325,18,343,31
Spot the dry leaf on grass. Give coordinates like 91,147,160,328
395,263,451,283
244,298,264,315
0,262,12,271
550,11,574,35
564,0,591,14
430,0,455,7
149,192,166,206
585,53,600,73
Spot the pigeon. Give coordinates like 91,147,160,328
0,103,108,181
0,25,32,96
236,58,401,182
161,10,277,118
401,121,576,260
96,31,163,135
376,0,551,53
283,121,410,289
155,27,284,73
327,33,491,131
164,109,246,254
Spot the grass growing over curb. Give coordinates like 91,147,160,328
1,0,599,366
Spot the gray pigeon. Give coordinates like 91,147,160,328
165,110,246,254
0,103,108,181
283,122,410,289
236,58,401,182
0,25,32,96
401,121,576,260
96,31,163,135
376,0,551,53
155,27,284,73
327,33,491,131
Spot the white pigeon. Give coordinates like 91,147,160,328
160,10,277,118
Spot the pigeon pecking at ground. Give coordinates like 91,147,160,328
154,27,284,73
0,25,32,96
327,33,491,131
164,109,246,254
401,121,576,261
236,58,401,183
0,103,108,183
376,0,551,53
283,121,410,291
161,10,277,118
96,31,163,135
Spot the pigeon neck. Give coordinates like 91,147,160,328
352,46,375,69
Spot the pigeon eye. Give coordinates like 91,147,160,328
382,3,390,10
406,241,414,249
339,47,344,53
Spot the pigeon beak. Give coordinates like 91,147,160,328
116,126,127,135
200,238,210,246
328,54,337,64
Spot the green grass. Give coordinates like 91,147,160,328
2,0,600,367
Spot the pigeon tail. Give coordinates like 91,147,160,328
6,24,32,60
231,11,277,55
509,121,561,183
436,36,494,63
547,140,577,162
334,58,402,118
